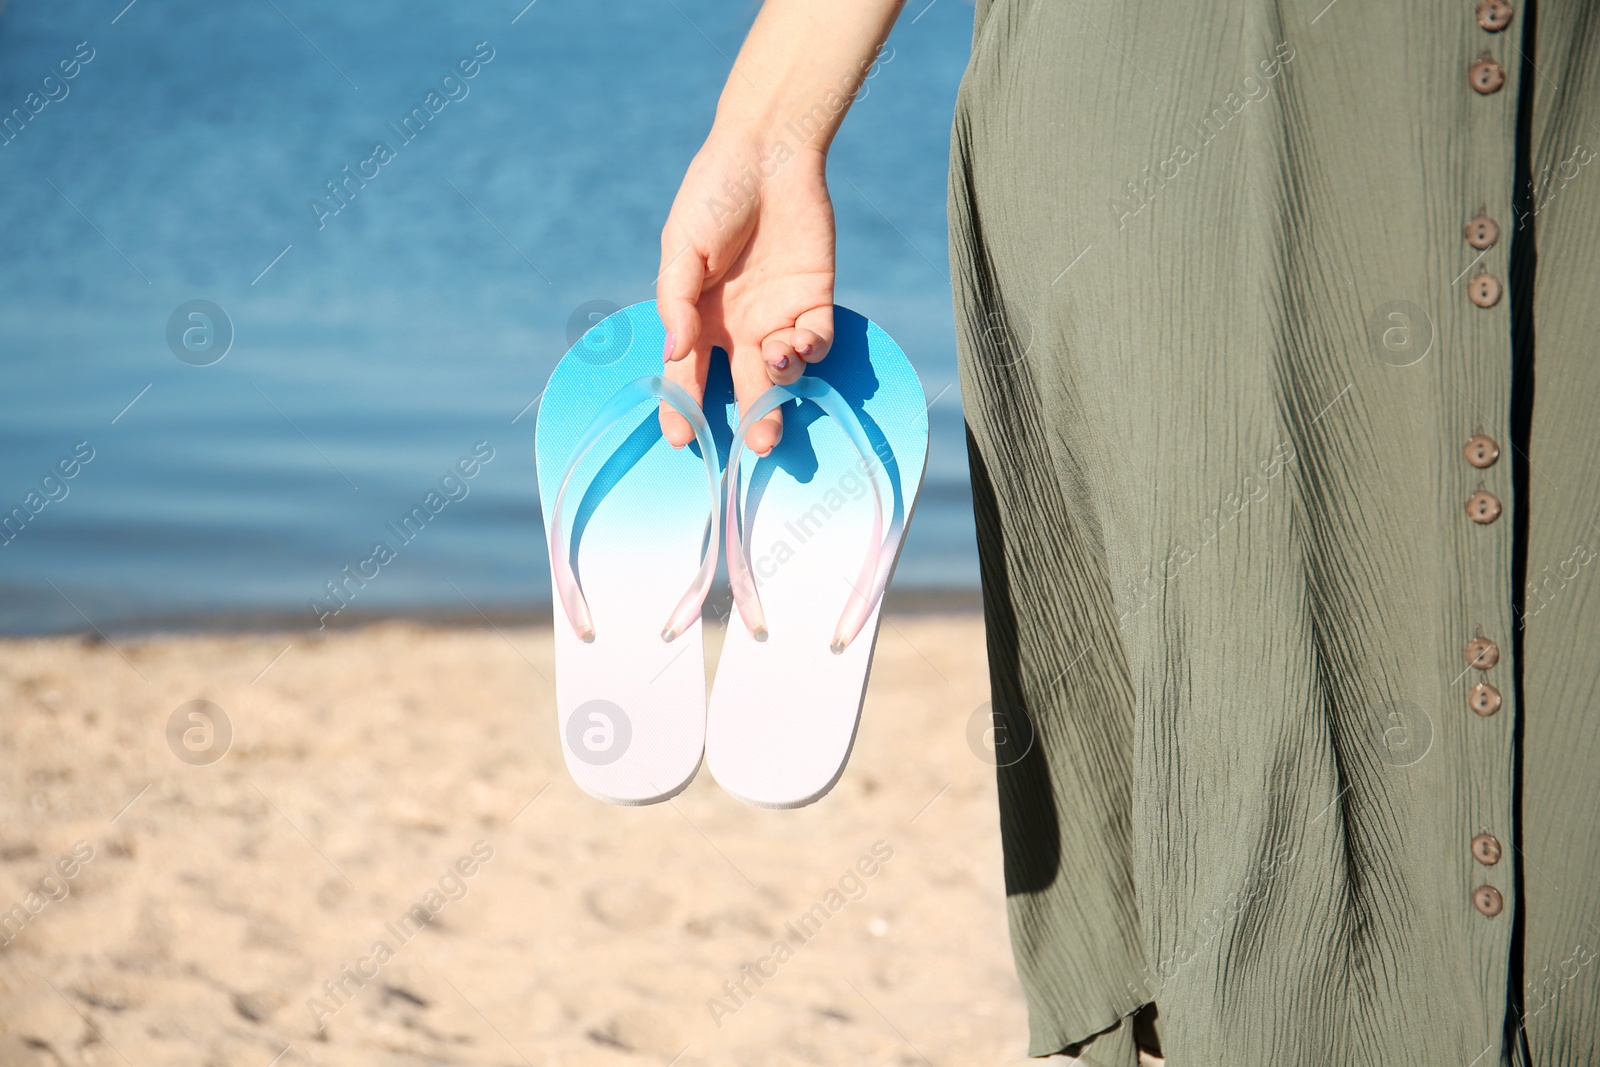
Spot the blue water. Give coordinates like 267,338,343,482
0,0,977,635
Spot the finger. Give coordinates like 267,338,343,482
760,332,804,386
659,341,710,448
656,236,705,363
731,342,784,457
793,305,834,364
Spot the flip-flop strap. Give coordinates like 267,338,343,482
725,376,900,654
549,376,720,643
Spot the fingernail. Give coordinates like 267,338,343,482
663,330,676,361
795,342,814,357
769,354,789,371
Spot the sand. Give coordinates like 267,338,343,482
0,614,1059,1067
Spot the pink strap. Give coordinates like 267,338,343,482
724,377,900,653
548,376,720,643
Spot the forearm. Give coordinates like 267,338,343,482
711,0,906,154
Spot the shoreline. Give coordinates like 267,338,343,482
2,586,984,640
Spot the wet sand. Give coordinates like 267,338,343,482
0,614,1059,1066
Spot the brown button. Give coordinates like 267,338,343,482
1467,490,1502,524
1472,833,1503,866
1465,214,1500,249
1477,0,1514,31
1469,681,1503,716
1473,884,1504,917
1470,58,1506,94
1464,434,1500,468
1465,636,1500,669
1469,273,1503,307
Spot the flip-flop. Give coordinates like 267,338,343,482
706,308,928,808
536,300,723,805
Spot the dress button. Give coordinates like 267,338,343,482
1473,885,1505,917
1464,434,1501,468
1465,214,1500,249
1472,833,1503,866
1470,58,1507,94
1465,636,1500,669
1469,273,1503,307
1477,0,1514,31
1469,682,1503,716
1467,490,1502,524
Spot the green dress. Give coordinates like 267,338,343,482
947,0,1599,1063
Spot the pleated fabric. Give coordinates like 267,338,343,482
946,1,1600,1064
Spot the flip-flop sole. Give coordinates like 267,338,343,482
536,300,718,805
706,308,929,808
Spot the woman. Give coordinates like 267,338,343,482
654,1,1600,1063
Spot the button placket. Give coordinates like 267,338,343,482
1461,0,1514,934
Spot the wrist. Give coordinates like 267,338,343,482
711,103,831,159
701,119,829,182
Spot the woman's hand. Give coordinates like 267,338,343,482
651,0,904,452
656,132,835,457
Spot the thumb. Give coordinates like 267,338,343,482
656,237,705,363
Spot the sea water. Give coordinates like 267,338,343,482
0,0,976,634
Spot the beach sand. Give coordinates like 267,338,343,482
0,614,1055,1066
